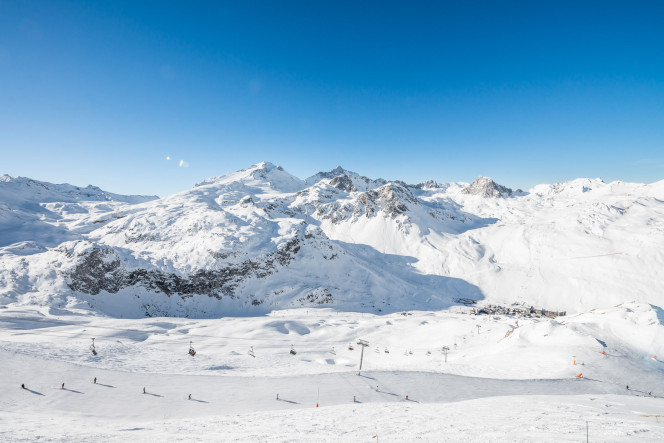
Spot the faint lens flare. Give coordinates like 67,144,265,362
179,160,190,168
166,156,171,161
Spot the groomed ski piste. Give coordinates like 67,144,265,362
1,302,663,442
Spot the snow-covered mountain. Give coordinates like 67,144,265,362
1,162,663,318
461,176,516,198
0,174,158,252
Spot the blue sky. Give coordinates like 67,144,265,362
1,1,663,196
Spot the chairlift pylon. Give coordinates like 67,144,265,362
189,341,196,356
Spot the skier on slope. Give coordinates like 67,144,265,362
61,383,65,390
21,384,25,389
143,387,146,394
93,377,97,384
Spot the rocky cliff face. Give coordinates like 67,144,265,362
66,235,303,299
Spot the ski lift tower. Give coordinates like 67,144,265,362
356,339,369,376
442,346,450,363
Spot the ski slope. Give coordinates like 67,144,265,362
1,303,663,441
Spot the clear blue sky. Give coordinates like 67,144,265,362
1,1,663,196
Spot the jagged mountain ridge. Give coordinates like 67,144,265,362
1,162,663,318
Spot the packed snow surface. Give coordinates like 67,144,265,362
1,304,663,441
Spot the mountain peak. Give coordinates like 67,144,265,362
462,176,513,198
305,167,389,192
305,166,357,185
195,162,305,194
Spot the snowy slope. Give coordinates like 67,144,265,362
0,175,158,249
1,303,663,441
0,163,663,317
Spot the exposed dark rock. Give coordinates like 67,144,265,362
67,236,303,299
330,174,357,192
297,288,334,305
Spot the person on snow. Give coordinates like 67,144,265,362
188,394,191,400
93,377,97,384
21,384,25,389
61,383,64,390
143,387,146,394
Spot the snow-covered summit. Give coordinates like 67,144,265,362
461,176,513,198
305,166,387,192
195,162,306,194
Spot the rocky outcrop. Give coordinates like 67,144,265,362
305,167,387,191
67,236,302,299
316,182,419,222
462,177,513,198
329,174,357,193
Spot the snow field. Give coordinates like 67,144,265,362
1,302,663,441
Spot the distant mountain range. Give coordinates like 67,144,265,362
1,163,663,318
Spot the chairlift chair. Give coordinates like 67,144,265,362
90,338,97,356
330,347,336,355
290,345,297,355
348,343,354,351
189,341,196,356
384,348,390,354
248,346,255,358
